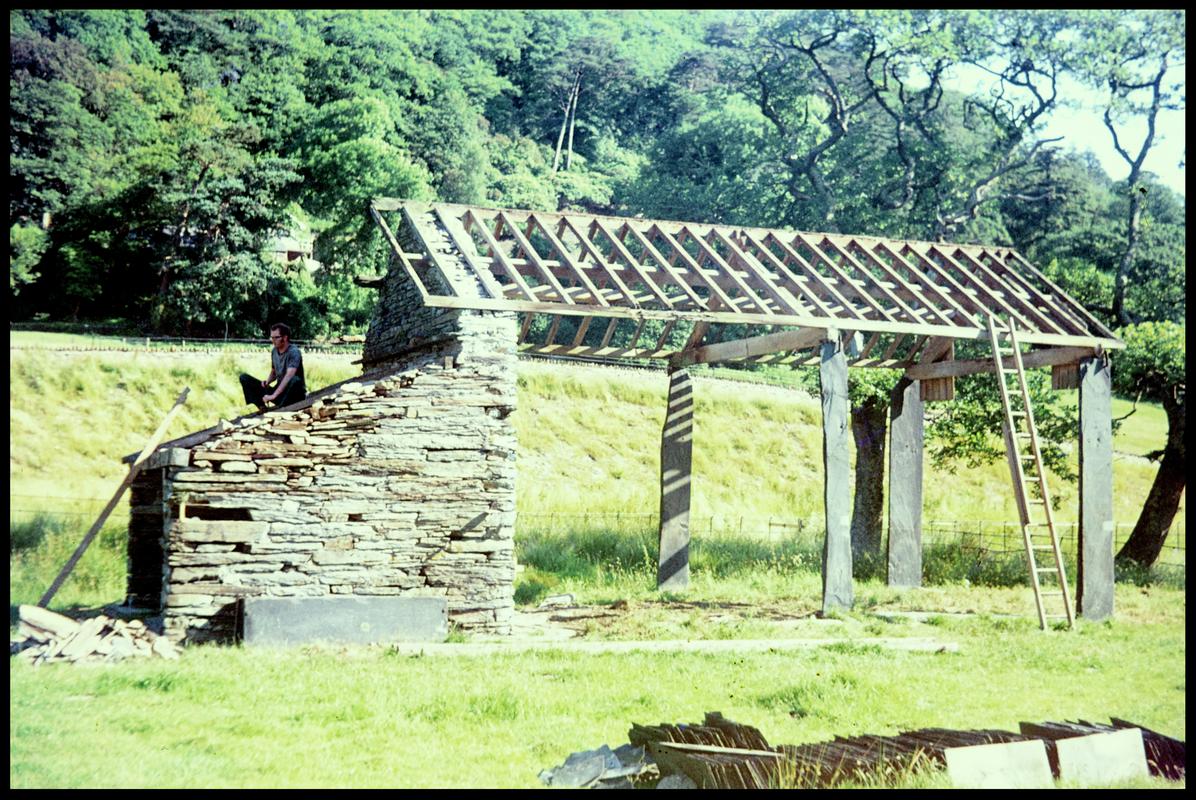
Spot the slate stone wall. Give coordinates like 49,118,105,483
138,206,518,644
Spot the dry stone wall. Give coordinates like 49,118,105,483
132,204,519,644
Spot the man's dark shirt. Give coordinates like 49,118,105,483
271,343,306,399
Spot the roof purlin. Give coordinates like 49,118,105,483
373,200,1124,363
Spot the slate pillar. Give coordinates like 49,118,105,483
1077,355,1114,620
658,369,693,590
887,377,924,587
820,337,853,612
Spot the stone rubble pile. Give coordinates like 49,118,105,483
10,605,180,665
539,743,662,789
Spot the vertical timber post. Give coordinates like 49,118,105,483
1077,355,1114,620
820,334,853,613
657,368,693,590
887,376,924,587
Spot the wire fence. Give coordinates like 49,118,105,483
10,328,363,355
516,511,1187,569
12,497,1185,570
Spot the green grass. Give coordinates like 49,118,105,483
9,334,1185,788
10,580,1186,788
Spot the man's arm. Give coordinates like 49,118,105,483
265,367,298,403
262,366,277,388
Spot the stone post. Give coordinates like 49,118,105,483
820,336,853,612
887,377,924,587
1077,355,1114,620
658,369,694,590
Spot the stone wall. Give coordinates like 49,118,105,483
131,205,519,644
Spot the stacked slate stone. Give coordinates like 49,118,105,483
126,203,520,645
140,346,516,644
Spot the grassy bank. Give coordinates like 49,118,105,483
10,581,1186,788
9,337,1186,788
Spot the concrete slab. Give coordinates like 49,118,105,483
944,739,1053,789
242,596,448,646
1056,728,1148,786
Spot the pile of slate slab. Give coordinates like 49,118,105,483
10,605,180,665
541,711,1185,789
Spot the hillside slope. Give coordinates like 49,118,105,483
8,341,1181,534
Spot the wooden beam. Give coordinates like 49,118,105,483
671,326,828,368
556,217,641,306
496,211,577,304
904,346,1098,381
590,219,678,308
432,205,506,300
368,205,431,301
464,209,540,301
639,224,737,310
41,388,190,607
417,294,1122,350
525,213,611,306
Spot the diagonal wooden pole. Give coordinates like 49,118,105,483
38,387,190,608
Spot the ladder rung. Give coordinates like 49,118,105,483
1031,545,1056,550
1040,591,1066,597
1035,567,1057,573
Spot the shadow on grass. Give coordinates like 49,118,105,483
515,524,1186,598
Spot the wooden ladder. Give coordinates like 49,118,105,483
986,315,1075,630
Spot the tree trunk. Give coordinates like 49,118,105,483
565,78,579,172
551,101,569,173
1116,390,1186,567
1111,187,1144,326
850,397,888,569
551,73,580,174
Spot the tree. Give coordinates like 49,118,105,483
848,369,900,570
926,363,1077,486
10,223,48,293
1112,322,1186,568
1071,9,1185,326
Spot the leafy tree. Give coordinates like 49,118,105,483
1070,9,1185,326
847,369,900,570
10,223,48,294
926,367,1077,489
1112,322,1186,567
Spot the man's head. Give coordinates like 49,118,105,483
270,323,291,353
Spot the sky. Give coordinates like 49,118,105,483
951,66,1186,198
1039,81,1186,198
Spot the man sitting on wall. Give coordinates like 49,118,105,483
239,322,307,411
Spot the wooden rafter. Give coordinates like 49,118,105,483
371,200,1123,369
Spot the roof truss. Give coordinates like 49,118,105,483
370,199,1121,371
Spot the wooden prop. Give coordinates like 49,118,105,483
38,387,190,608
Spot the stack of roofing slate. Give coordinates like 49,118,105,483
627,712,1186,789
10,605,180,665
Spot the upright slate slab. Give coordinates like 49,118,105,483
820,338,853,613
887,377,924,587
944,739,1054,789
658,369,694,590
1055,729,1147,786
1077,355,1114,620
242,596,448,646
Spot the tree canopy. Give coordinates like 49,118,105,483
10,9,1184,338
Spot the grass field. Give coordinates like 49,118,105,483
10,573,1186,788
9,334,1186,788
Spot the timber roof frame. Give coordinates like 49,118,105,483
370,199,1122,373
